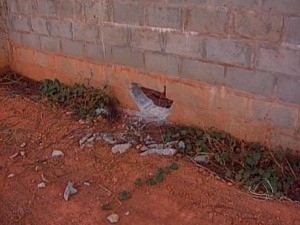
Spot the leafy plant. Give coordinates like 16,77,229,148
156,125,300,201
40,79,118,119
135,162,180,187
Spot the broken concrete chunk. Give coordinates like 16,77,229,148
194,155,210,164
102,133,117,145
79,133,93,146
37,182,46,188
107,213,120,224
52,150,64,157
63,182,78,201
140,148,177,156
111,143,132,154
178,141,186,149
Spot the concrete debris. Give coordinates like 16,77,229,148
111,143,132,154
52,150,64,157
178,141,186,149
194,155,210,164
140,148,177,156
102,133,117,145
107,213,120,224
20,151,25,157
8,173,15,178
79,133,93,146
63,182,78,201
95,107,109,116
20,142,26,148
83,181,91,186
37,182,46,188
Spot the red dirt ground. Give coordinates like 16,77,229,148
1,88,300,225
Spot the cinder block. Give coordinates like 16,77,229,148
18,0,37,14
269,132,300,152
84,1,110,22
261,0,300,15
40,36,60,53
226,67,276,97
186,6,228,34
277,77,300,105
10,15,31,32
204,0,259,8
111,46,144,69
165,32,204,58
9,31,21,44
130,28,161,51
145,52,181,76
21,33,40,50
182,59,224,85
57,56,76,75
60,0,83,18
31,17,49,35
286,17,300,45
50,19,72,38
252,101,298,129
101,25,128,47
7,0,18,13
61,39,84,57
73,22,99,43
113,2,143,25
206,38,251,66
255,47,300,76
234,10,283,41
35,52,55,68
147,6,181,29
85,43,112,62
37,0,59,17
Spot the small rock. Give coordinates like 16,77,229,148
20,143,26,148
78,119,85,125
227,182,232,186
125,211,130,216
140,148,177,156
8,173,15,178
79,133,93,146
194,155,210,164
140,145,149,151
37,182,46,188
63,182,78,201
52,150,64,157
107,213,120,224
111,143,132,154
178,141,185,149
20,151,25,157
102,134,117,145
83,181,91,186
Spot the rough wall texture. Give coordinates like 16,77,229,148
0,1,9,68
4,0,300,151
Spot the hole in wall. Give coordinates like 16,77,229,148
129,83,173,121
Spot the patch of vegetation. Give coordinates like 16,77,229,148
161,126,300,200
41,79,118,119
118,190,132,201
101,202,112,211
135,162,179,187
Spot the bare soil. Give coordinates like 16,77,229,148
1,79,300,225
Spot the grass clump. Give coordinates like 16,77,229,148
135,162,180,187
41,79,118,119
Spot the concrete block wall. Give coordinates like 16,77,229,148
0,1,9,68
3,0,300,151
